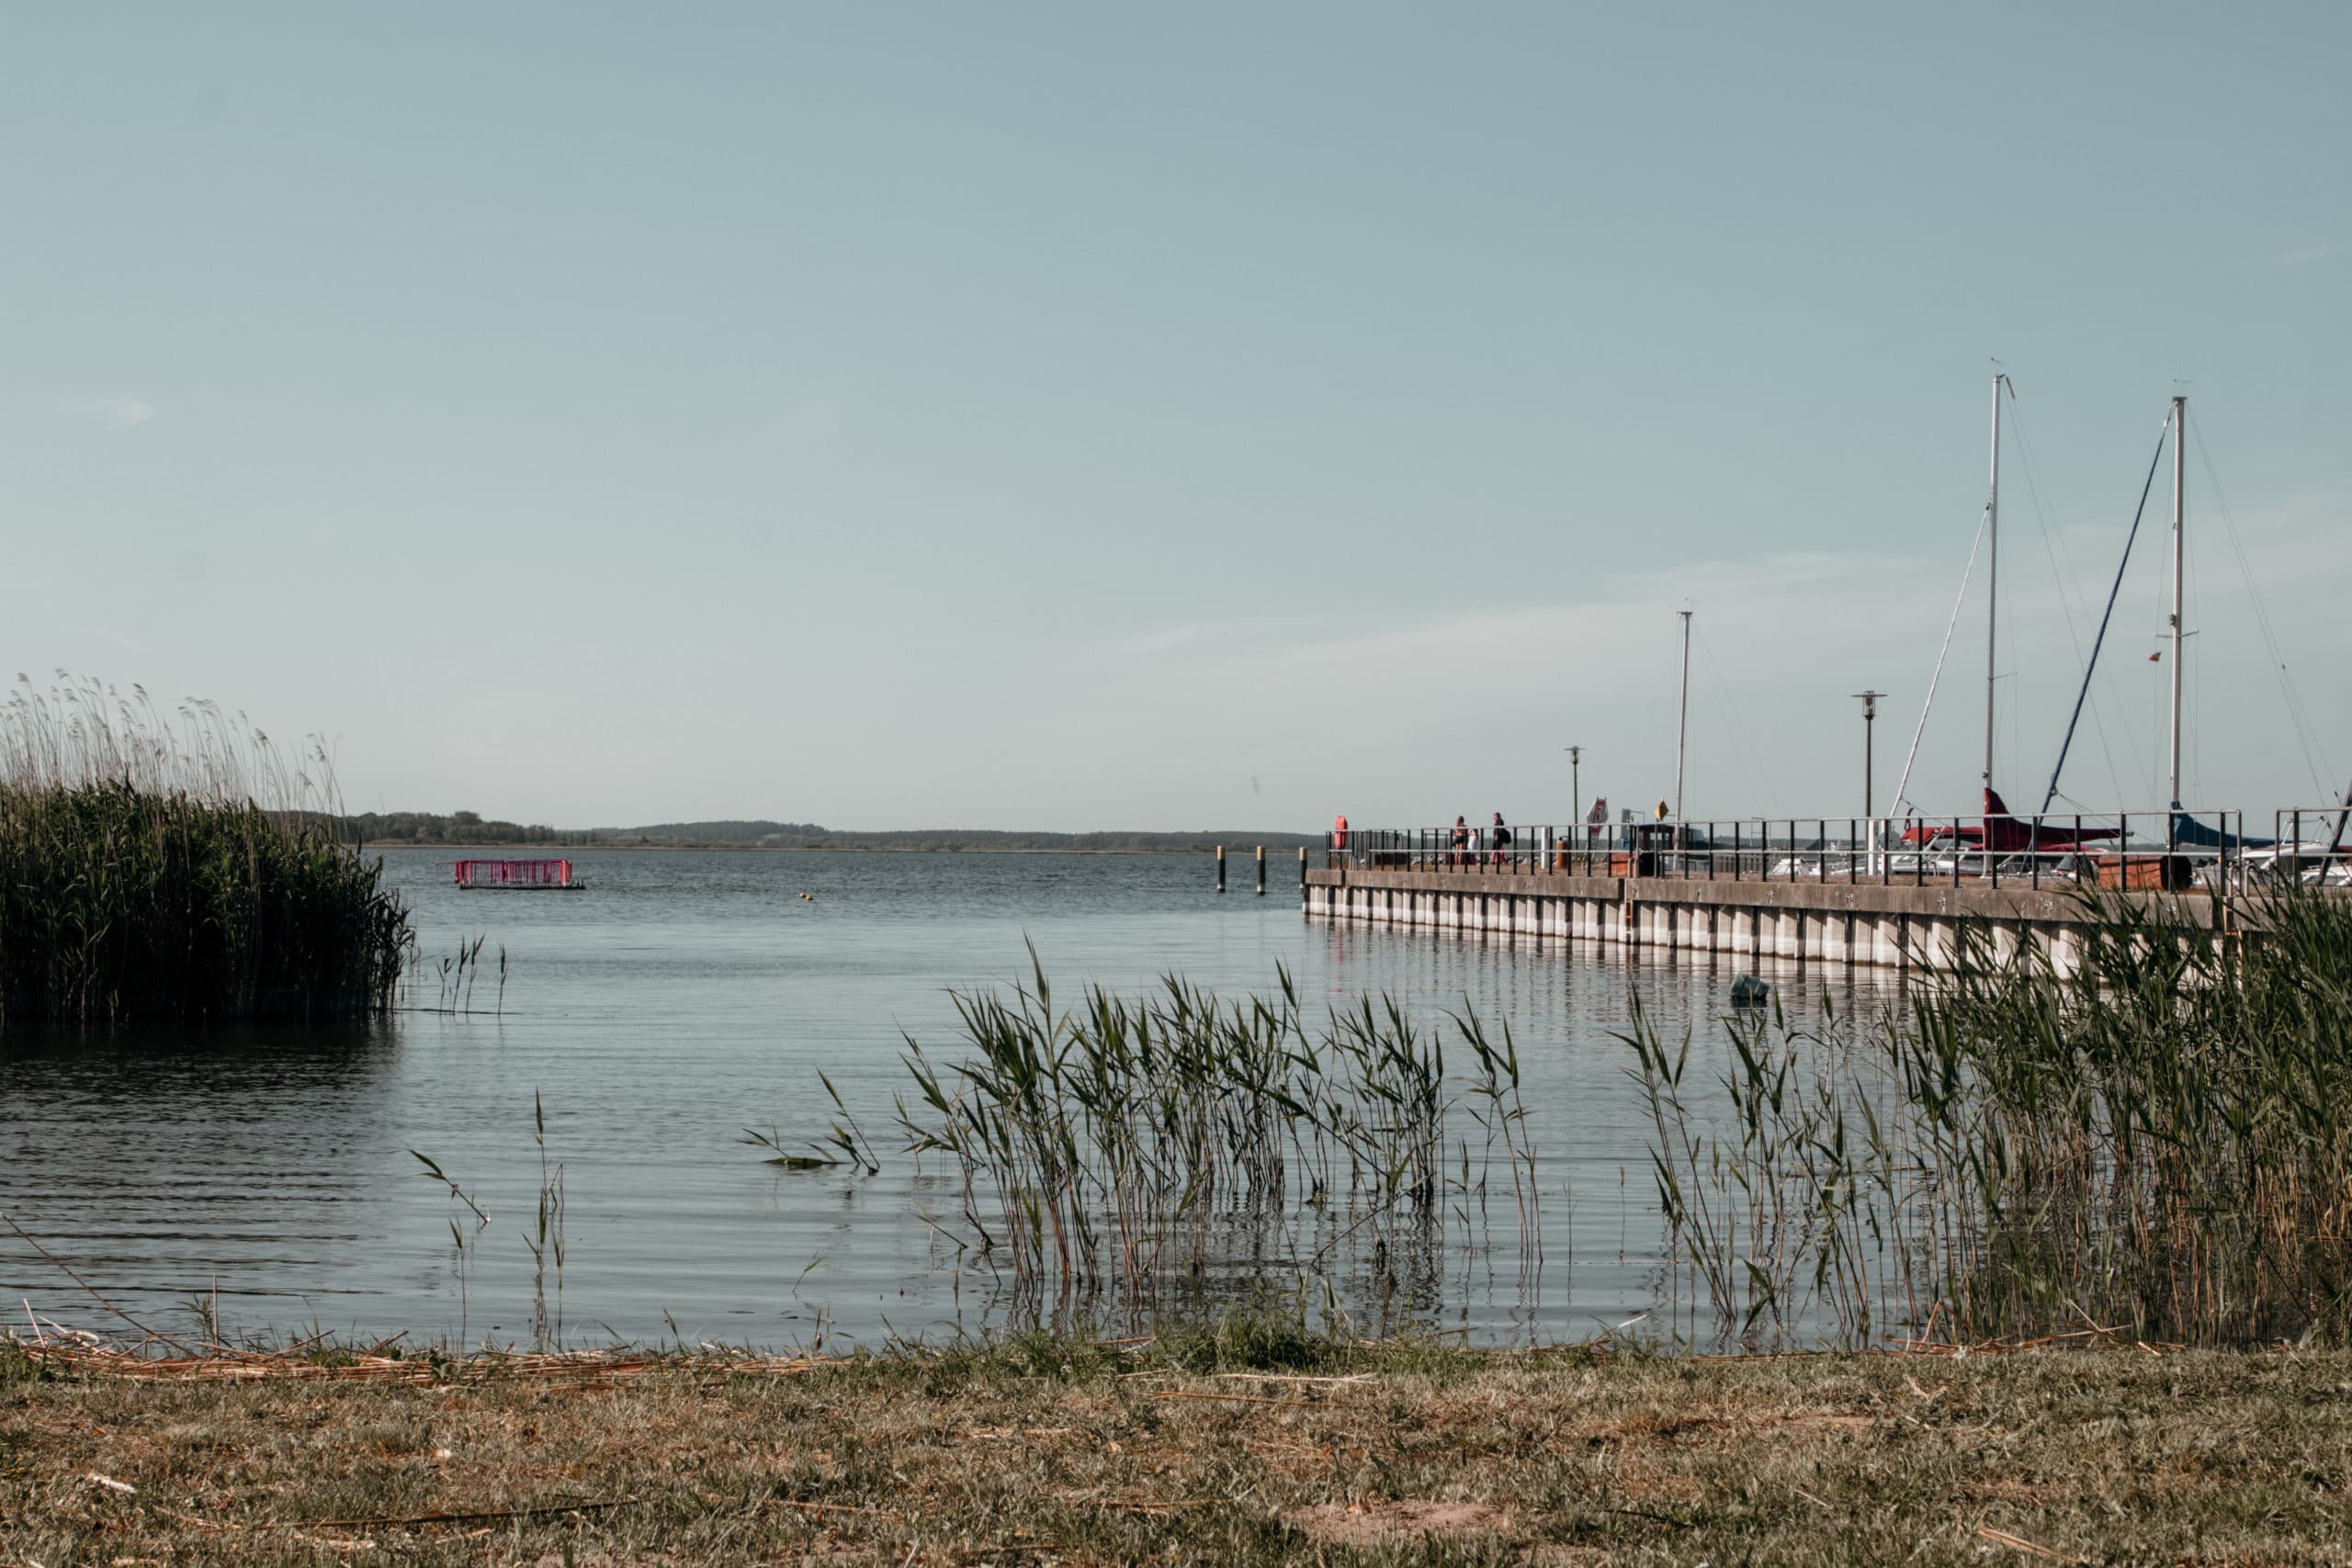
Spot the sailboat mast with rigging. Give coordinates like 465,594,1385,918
2167,393,2188,811
1984,372,2008,797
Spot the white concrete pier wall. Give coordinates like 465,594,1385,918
1303,868,2230,973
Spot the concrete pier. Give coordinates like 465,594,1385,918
1301,865,2229,973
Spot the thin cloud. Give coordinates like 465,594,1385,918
1110,622,1220,656
2253,240,2348,271
58,395,157,427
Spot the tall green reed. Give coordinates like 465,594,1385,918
0,676,409,1025
410,1149,490,1344
888,949,1540,1317
1629,889,2352,1350
528,1091,567,1349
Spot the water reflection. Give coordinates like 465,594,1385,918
0,850,1903,1348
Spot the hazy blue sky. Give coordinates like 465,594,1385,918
6,4,2346,830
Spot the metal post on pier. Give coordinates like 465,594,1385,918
1255,844,1265,896
1298,844,1306,891
1854,689,1883,873
1216,844,1226,894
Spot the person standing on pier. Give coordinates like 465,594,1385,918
1491,811,1512,867
1451,816,1470,866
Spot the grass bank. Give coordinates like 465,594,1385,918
7,1329,2351,1564
0,679,409,1025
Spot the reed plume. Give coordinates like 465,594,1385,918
0,674,410,1025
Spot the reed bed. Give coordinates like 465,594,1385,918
891,953,1539,1320
0,676,409,1025
1632,888,2352,1350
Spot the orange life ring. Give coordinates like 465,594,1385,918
1331,814,1350,850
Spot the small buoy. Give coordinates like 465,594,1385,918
1730,974,1770,1008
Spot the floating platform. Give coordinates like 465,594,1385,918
454,858,583,891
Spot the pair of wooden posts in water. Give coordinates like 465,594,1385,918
1214,843,1305,897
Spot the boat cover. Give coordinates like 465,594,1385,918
1900,789,2124,852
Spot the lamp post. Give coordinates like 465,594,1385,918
1853,691,1885,858
1564,745,1581,828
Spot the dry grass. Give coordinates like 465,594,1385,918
8,1331,2352,1564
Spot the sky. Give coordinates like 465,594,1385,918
5,4,2347,832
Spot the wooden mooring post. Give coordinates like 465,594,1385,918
1216,843,1227,894
1255,844,1266,896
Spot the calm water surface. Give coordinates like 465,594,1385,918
1,851,1898,1348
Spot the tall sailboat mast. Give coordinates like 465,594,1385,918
1673,608,1692,825
2167,394,2187,808
1983,374,2007,795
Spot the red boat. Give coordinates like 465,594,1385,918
1899,789,2122,853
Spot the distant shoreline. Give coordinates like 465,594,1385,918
335,812,1317,856
362,841,1288,854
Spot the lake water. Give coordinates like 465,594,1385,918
1,850,1899,1350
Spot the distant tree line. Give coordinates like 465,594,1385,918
338,809,568,846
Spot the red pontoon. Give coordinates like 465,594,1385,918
453,858,582,891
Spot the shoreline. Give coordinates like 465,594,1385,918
358,842,1292,855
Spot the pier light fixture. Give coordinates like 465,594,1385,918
1564,745,1582,829
1853,691,1886,823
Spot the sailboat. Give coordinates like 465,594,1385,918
1893,374,2120,862
2039,393,2289,863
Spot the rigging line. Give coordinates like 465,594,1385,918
2006,547,2021,790
2189,410,2335,796
2041,418,2170,814
2086,667,2139,813
2009,393,2132,807
2007,399,2096,661
2190,482,2207,806
1694,619,1772,815
1891,502,1991,818
1690,621,1776,818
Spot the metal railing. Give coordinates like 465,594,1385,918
2266,807,2352,887
1323,810,2259,895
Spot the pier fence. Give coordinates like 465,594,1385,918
1302,809,2345,973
